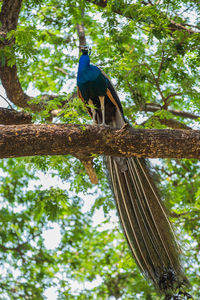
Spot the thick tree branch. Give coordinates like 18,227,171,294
0,124,200,159
0,0,22,33
0,0,43,111
77,23,86,49
77,5,87,55
0,108,32,124
0,65,32,108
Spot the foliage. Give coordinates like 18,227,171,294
0,0,200,299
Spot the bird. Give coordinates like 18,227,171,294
77,46,190,299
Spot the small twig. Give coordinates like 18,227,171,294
147,0,154,5
135,23,152,33
168,19,195,34
157,49,165,81
125,64,143,78
182,23,200,30
0,93,13,109
170,211,190,218
164,93,183,106
178,5,195,17
144,63,166,101
54,66,68,75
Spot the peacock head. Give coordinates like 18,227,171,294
80,45,91,55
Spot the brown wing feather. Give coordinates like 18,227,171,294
106,88,120,110
77,86,92,118
100,69,124,114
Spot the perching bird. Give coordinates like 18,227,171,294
77,46,190,299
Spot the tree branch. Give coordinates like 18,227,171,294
77,23,86,48
0,108,32,124
77,5,86,55
0,0,44,112
143,63,166,102
85,0,199,34
0,0,22,33
141,116,192,130
0,65,32,107
86,0,107,8
143,103,200,120
0,124,200,159
157,49,165,81
54,66,68,75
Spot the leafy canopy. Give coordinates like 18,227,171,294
0,0,200,299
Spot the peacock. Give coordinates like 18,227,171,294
77,46,191,299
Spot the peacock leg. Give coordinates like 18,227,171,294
99,96,107,126
88,99,97,125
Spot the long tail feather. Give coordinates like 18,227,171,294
106,155,189,294
104,110,189,296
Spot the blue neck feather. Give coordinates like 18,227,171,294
78,54,90,72
77,54,100,84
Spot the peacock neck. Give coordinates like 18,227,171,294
77,54,100,84
78,54,90,73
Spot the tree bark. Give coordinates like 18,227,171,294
0,124,200,159
0,0,34,110
0,108,32,124
0,0,22,33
